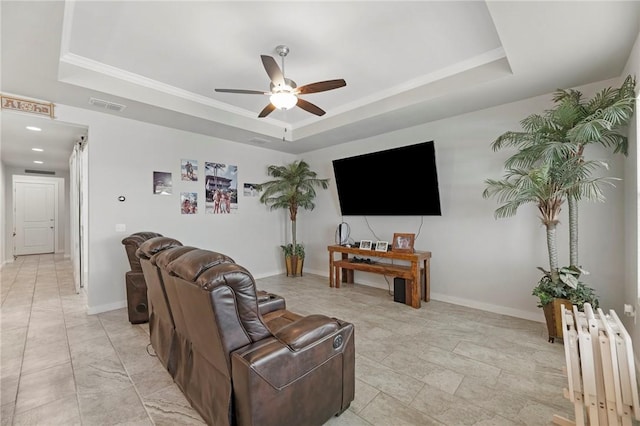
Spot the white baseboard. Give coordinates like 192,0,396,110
87,300,127,315
303,267,331,278
430,292,544,323
298,267,545,323
303,268,392,289
253,269,285,280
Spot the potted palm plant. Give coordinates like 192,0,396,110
257,160,329,277
483,157,606,342
485,75,636,341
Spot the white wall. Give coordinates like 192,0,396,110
3,77,632,324
622,31,640,364
4,62,634,326
301,79,628,322
0,144,5,266
54,105,296,314
0,0,3,267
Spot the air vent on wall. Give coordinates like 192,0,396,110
89,97,126,112
25,169,55,175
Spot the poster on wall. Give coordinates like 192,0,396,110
181,159,198,181
204,162,238,214
153,171,172,195
180,192,198,214
243,183,260,197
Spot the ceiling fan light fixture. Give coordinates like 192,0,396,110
270,91,298,110
215,45,345,117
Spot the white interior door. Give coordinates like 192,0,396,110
14,181,56,255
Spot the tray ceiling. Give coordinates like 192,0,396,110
2,1,639,170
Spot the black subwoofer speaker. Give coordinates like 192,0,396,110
393,278,406,303
125,272,149,324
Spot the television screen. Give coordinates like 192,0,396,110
332,141,441,216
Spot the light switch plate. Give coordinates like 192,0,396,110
115,224,126,232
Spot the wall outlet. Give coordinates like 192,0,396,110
115,224,126,233
624,303,636,324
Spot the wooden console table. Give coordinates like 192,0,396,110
327,245,431,309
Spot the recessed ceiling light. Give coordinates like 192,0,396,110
31,148,44,152
33,160,43,164
26,126,42,132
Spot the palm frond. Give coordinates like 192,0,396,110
600,134,628,155
585,87,617,113
494,199,531,219
521,114,554,133
566,118,611,143
551,100,582,129
618,75,637,100
600,98,636,127
552,88,583,105
492,131,536,151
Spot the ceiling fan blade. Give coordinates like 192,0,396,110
296,98,326,116
296,79,347,95
258,103,276,118
261,55,285,86
215,89,267,95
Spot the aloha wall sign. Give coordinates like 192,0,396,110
1,95,54,118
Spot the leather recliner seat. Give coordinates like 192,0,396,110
122,231,164,273
136,237,189,374
121,231,164,323
163,256,355,426
136,237,287,382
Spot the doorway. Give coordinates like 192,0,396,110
12,175,63,256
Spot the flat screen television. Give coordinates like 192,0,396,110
332,141,441,216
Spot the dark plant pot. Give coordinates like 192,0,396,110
285,255,304,277
542,298,573,343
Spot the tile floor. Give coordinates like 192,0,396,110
1,254,575,425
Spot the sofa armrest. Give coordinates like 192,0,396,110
274,314,339,351
232,317,353,389
257,291,286,315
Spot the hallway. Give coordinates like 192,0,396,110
1,254,203,425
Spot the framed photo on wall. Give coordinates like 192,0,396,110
375,241,388,252
153,171,172,195
181,159,198,181
392,233,415,253
180,192,198,214
359,240,372,250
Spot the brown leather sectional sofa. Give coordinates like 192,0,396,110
135,236,355,425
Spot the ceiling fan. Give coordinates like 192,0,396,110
215,45,346,118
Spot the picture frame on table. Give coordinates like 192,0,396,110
375,241,389,252
392,233,415,253
359,240,373,250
